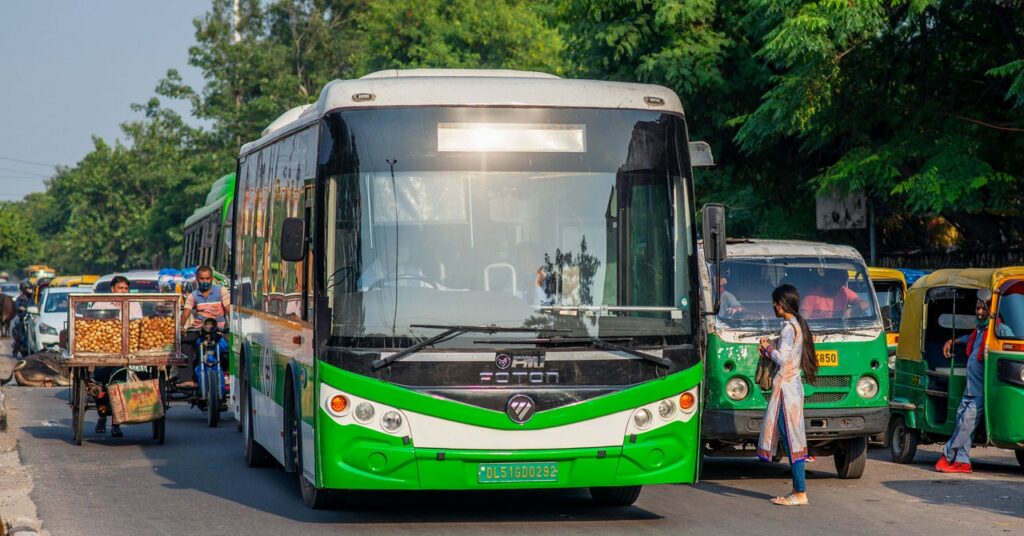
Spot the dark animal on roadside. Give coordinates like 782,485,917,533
0,294,14,338
13,351,70,387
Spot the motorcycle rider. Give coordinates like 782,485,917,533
11,281,35,356
178,266,230,389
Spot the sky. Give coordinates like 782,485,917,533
0,1,211,200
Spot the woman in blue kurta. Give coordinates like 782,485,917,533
757,284,819,506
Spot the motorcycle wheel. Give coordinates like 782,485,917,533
206,368,220,427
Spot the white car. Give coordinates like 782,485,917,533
93,270,162,293
26,287,92,353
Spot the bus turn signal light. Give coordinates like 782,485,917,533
1003,342,1024,352
679,392,696,411
330,395,349,414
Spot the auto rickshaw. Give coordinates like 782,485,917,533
887,267,1024,470
868,267,908,367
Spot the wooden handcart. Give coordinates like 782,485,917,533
63,293,188,445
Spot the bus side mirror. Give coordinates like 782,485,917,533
689,141,715,167
702,203,727,315
702,204,727,264
280,217,306,262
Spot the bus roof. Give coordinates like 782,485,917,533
723,239,864,260
185,173,235,228
241,69,685,155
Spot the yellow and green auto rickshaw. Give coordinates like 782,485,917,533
887,267,1024,469
868,267,907,369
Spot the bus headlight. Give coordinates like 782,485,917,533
39,323,58,335
725,378,750,401
1019,367,1024,383
380,411,403,433
632,408,653,430
658,399,676,420
354,402,375,423
856,376,879,399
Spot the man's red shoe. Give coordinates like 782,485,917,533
935,456,953,472
947,462,973,473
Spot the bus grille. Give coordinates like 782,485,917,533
805,392,847,403
805,375,851,389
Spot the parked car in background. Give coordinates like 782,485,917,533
93,270,162,293
25,286,92,353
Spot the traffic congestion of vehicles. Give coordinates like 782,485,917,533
1,69,1021,518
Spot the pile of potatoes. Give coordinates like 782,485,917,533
130,316,176,351
74,319,123,354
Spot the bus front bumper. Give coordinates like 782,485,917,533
702,407,888,441
316,411,701,491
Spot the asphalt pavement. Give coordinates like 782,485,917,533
1,384,1021,536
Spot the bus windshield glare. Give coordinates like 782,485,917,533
320,107,695,346
714,256,880,331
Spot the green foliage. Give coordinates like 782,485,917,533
0,202,41,271
356,0,564,74
11,0,1024,272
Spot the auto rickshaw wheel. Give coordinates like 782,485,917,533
888,415,918,464
834,437,867,479
1015,449,1024,471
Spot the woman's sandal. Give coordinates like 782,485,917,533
770,494,809,506
95,421,106,434
111,425,123,438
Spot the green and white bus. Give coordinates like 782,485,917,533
231,69,716,508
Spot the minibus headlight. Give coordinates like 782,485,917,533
856,376,879,399
380,411,403,433
633,408,653,429
658,399,676,420
39,323,58,335
726,378,749,401
354,402,375,423
1019,367,1024,383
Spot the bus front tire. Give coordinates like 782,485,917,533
834,437,867,479
289,382,343,509
589,486,642,506
888,415,919,464
1015,449,1024,471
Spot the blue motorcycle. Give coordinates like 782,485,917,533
187,319,229,427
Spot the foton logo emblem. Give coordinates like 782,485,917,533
480,371,559,384
506,395,536,424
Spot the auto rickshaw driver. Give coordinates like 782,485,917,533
935,289,1014,473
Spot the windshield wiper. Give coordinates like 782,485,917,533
814,327,879,336
737,329,779,340
371,324,569,370
477,336,671,369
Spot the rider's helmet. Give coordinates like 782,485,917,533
19,280,34,294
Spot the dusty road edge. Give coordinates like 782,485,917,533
1,385,46,535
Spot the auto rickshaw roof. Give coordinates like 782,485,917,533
896,266,1024,361
868,267,906,284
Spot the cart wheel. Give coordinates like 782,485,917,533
73,372,87,446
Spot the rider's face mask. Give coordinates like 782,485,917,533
198,281,212,292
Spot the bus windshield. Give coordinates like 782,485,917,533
321,107,695,346
713,256,880,332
